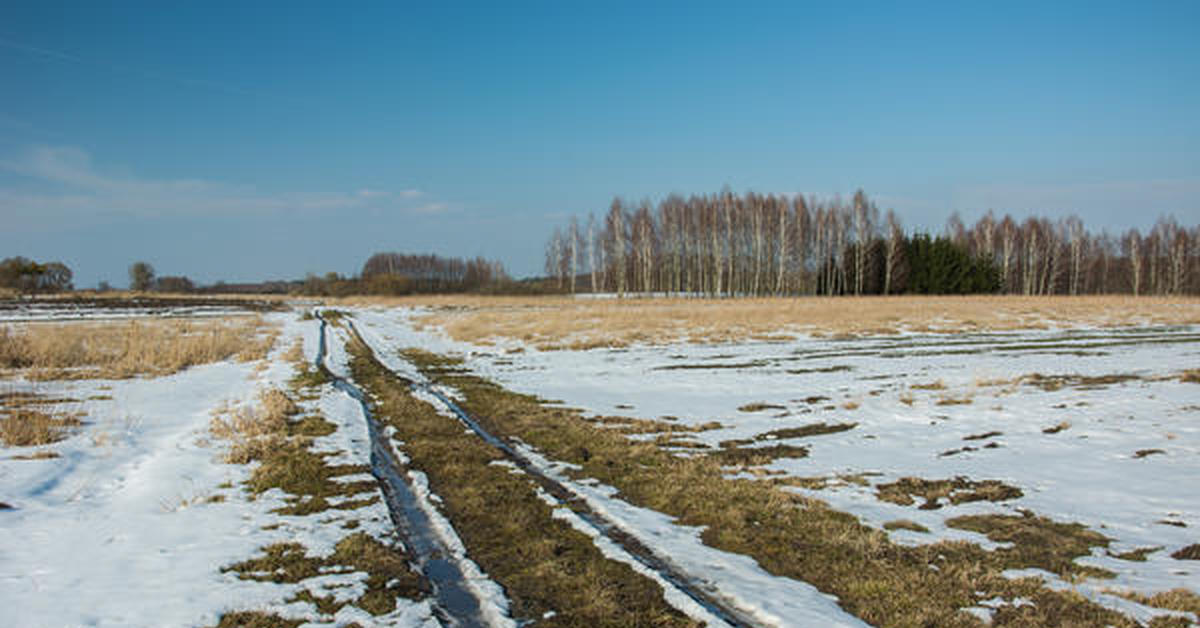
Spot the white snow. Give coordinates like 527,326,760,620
354,306,1200,624
0,311,438,627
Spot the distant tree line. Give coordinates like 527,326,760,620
0,257,74,294
295,253,516,297
543,189,1199,296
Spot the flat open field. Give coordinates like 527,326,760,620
348,294,1200,348
3,296,1199,627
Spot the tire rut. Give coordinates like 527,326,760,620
316,314,496,628
345,317,761,628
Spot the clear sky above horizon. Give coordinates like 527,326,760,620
2,1,1198,288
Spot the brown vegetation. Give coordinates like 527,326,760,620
0,409,82,448
395,346,1148,627
354,294,1200,349
1,317,277,379
348,342,698,626
875,477,1024,510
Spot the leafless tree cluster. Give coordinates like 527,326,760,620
361,252,508,293
546,189,905,296
544,189,1199,296
952,211,1198,296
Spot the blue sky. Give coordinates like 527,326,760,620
1,1,1197,287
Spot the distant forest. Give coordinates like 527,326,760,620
544,189,1200,296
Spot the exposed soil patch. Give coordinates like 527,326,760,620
720,422,857,450
1106,588,1200,622
1021,373,1143,392
709,443,810,466
1042,422,1071,434
963,431,1003,441
876,477,1024,510
1171,544,1200,560
946,512,1114,580
588,414,722,435
787,365,853,375
1107,546,1162,562
400,346,1145,628
208,611,302,628
653,360,768,371
1134,449,1166,459
883,519,930,533
737,402,786,413
223,533,427,614
352,344,699,626
0,295,284,313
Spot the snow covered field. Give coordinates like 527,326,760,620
3,301,1198,627
0,311,441,627
354,306,1200,626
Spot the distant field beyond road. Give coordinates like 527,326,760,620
346,295,1200,349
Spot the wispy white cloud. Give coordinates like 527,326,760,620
0,145,444,227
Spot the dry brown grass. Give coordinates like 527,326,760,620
349,294,1200,348
0,391,84,448
394,346,1147,627
1,317,277,379
209,387,298,464
348,342,699,626
1108,588,1200,617
0,408,82,447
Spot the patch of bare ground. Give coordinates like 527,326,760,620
354,295,1200,348
1043,421,1071,434
400,347,1149,627
586,414,722,435
883,519,930,533
714,422,856,466
348,342,698,626
1021,372,1144,392
0,407,82,447
876,477,1024,510
1173,544,1200,560
213,374,423,624
222,533,428,616
737,402,786,412
0,317,277,379
1106,588,1200,627
0,391,85,448
1107,546,1162,562
947,512,1115,581
207,610,303,628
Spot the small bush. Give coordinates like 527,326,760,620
0,409,81,447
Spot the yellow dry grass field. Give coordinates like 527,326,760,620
0,317,278,379
345,294,1200,349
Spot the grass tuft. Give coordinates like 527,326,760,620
876,477,1023,510
1171,544,1200,560
947,512,1114,580
209,611,302,628
883,519,930,533
737,402,786,413
0,408,82,447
